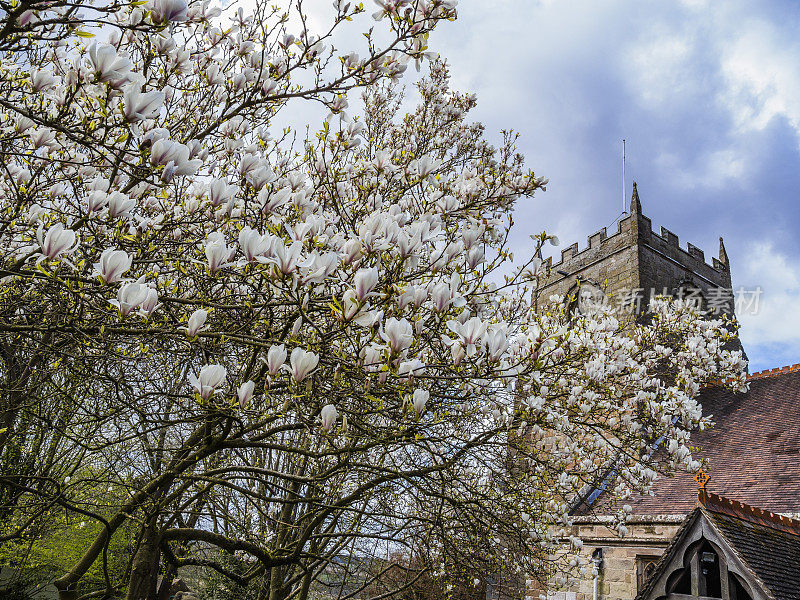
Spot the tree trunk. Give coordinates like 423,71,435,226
126,519,161,600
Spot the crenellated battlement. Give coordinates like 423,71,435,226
542,193,728,279
536,183,736,324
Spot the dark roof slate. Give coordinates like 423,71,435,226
707,510,800,600
635,502,800,600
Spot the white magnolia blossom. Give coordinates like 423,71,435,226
264,344,287,375
29,68,58,92
123,85,165,122
204,232,235,272
109,281,149,317
237,380,255,409
93,249,132,284
381,317,414,354
412,389,429,415
36,223,79,262
87,43,133,84
238,227,270,262
139,286,160,317
189,364,227,401
150,0,189,24
320,404,338,432
353,267,379,300
0,3,746,597
287,348,319,382
183,309,208,337
446,316,488,357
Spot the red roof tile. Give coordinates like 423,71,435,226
577,366,800,516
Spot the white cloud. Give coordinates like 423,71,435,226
719,21,800,140
736,241,800,350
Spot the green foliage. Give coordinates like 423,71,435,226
0,490,136,597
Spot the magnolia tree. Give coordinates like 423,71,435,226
0,1,747,599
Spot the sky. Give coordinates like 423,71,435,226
414,0,800,372
274,0,800,372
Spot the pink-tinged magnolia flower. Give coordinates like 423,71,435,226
87,43,133,84
110,282,149,317
484,329,509,362
123,85,165,122
462,226,484,250
291,316,303,337
354,267,379,300
429,282,453,312
267,240,303,275
204,232,234,272
398,359,425,380
150,139,202,180
139,287,160,317
264,344,287,375
29,127,56,150
450,343,466,366
372,149,395,172
258,187,290,213
300,251,339,285
412,389,429,415
26,204,45,223
362,345,383,373
187,0,220,21
84,190,108,213
341,289,362,321
209,179,239,207
150,0,188,24
189,364,227,401
340,239,362,265
398,286,428,310
447,317,488,357
467,247,485,269
246,165,275,190
286,347,319,382
93,248,132,284
14,115,35,133
380,318,414,353
320,404,338,432
237,380,255,409
107,192,135,219
396,231,422,258
413,155,440,178
182,308,208,337
36,223,79,261
238,227,270,262
17,10,35,25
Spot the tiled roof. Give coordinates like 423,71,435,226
575,366,800,516
747,362,800,381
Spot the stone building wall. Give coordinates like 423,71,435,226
526,517,685,600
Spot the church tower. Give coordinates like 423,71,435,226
535,183,740,344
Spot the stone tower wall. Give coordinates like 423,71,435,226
534,184,733,318
535,212,640,308
637,214,732,314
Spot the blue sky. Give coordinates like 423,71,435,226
422,0,800,372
